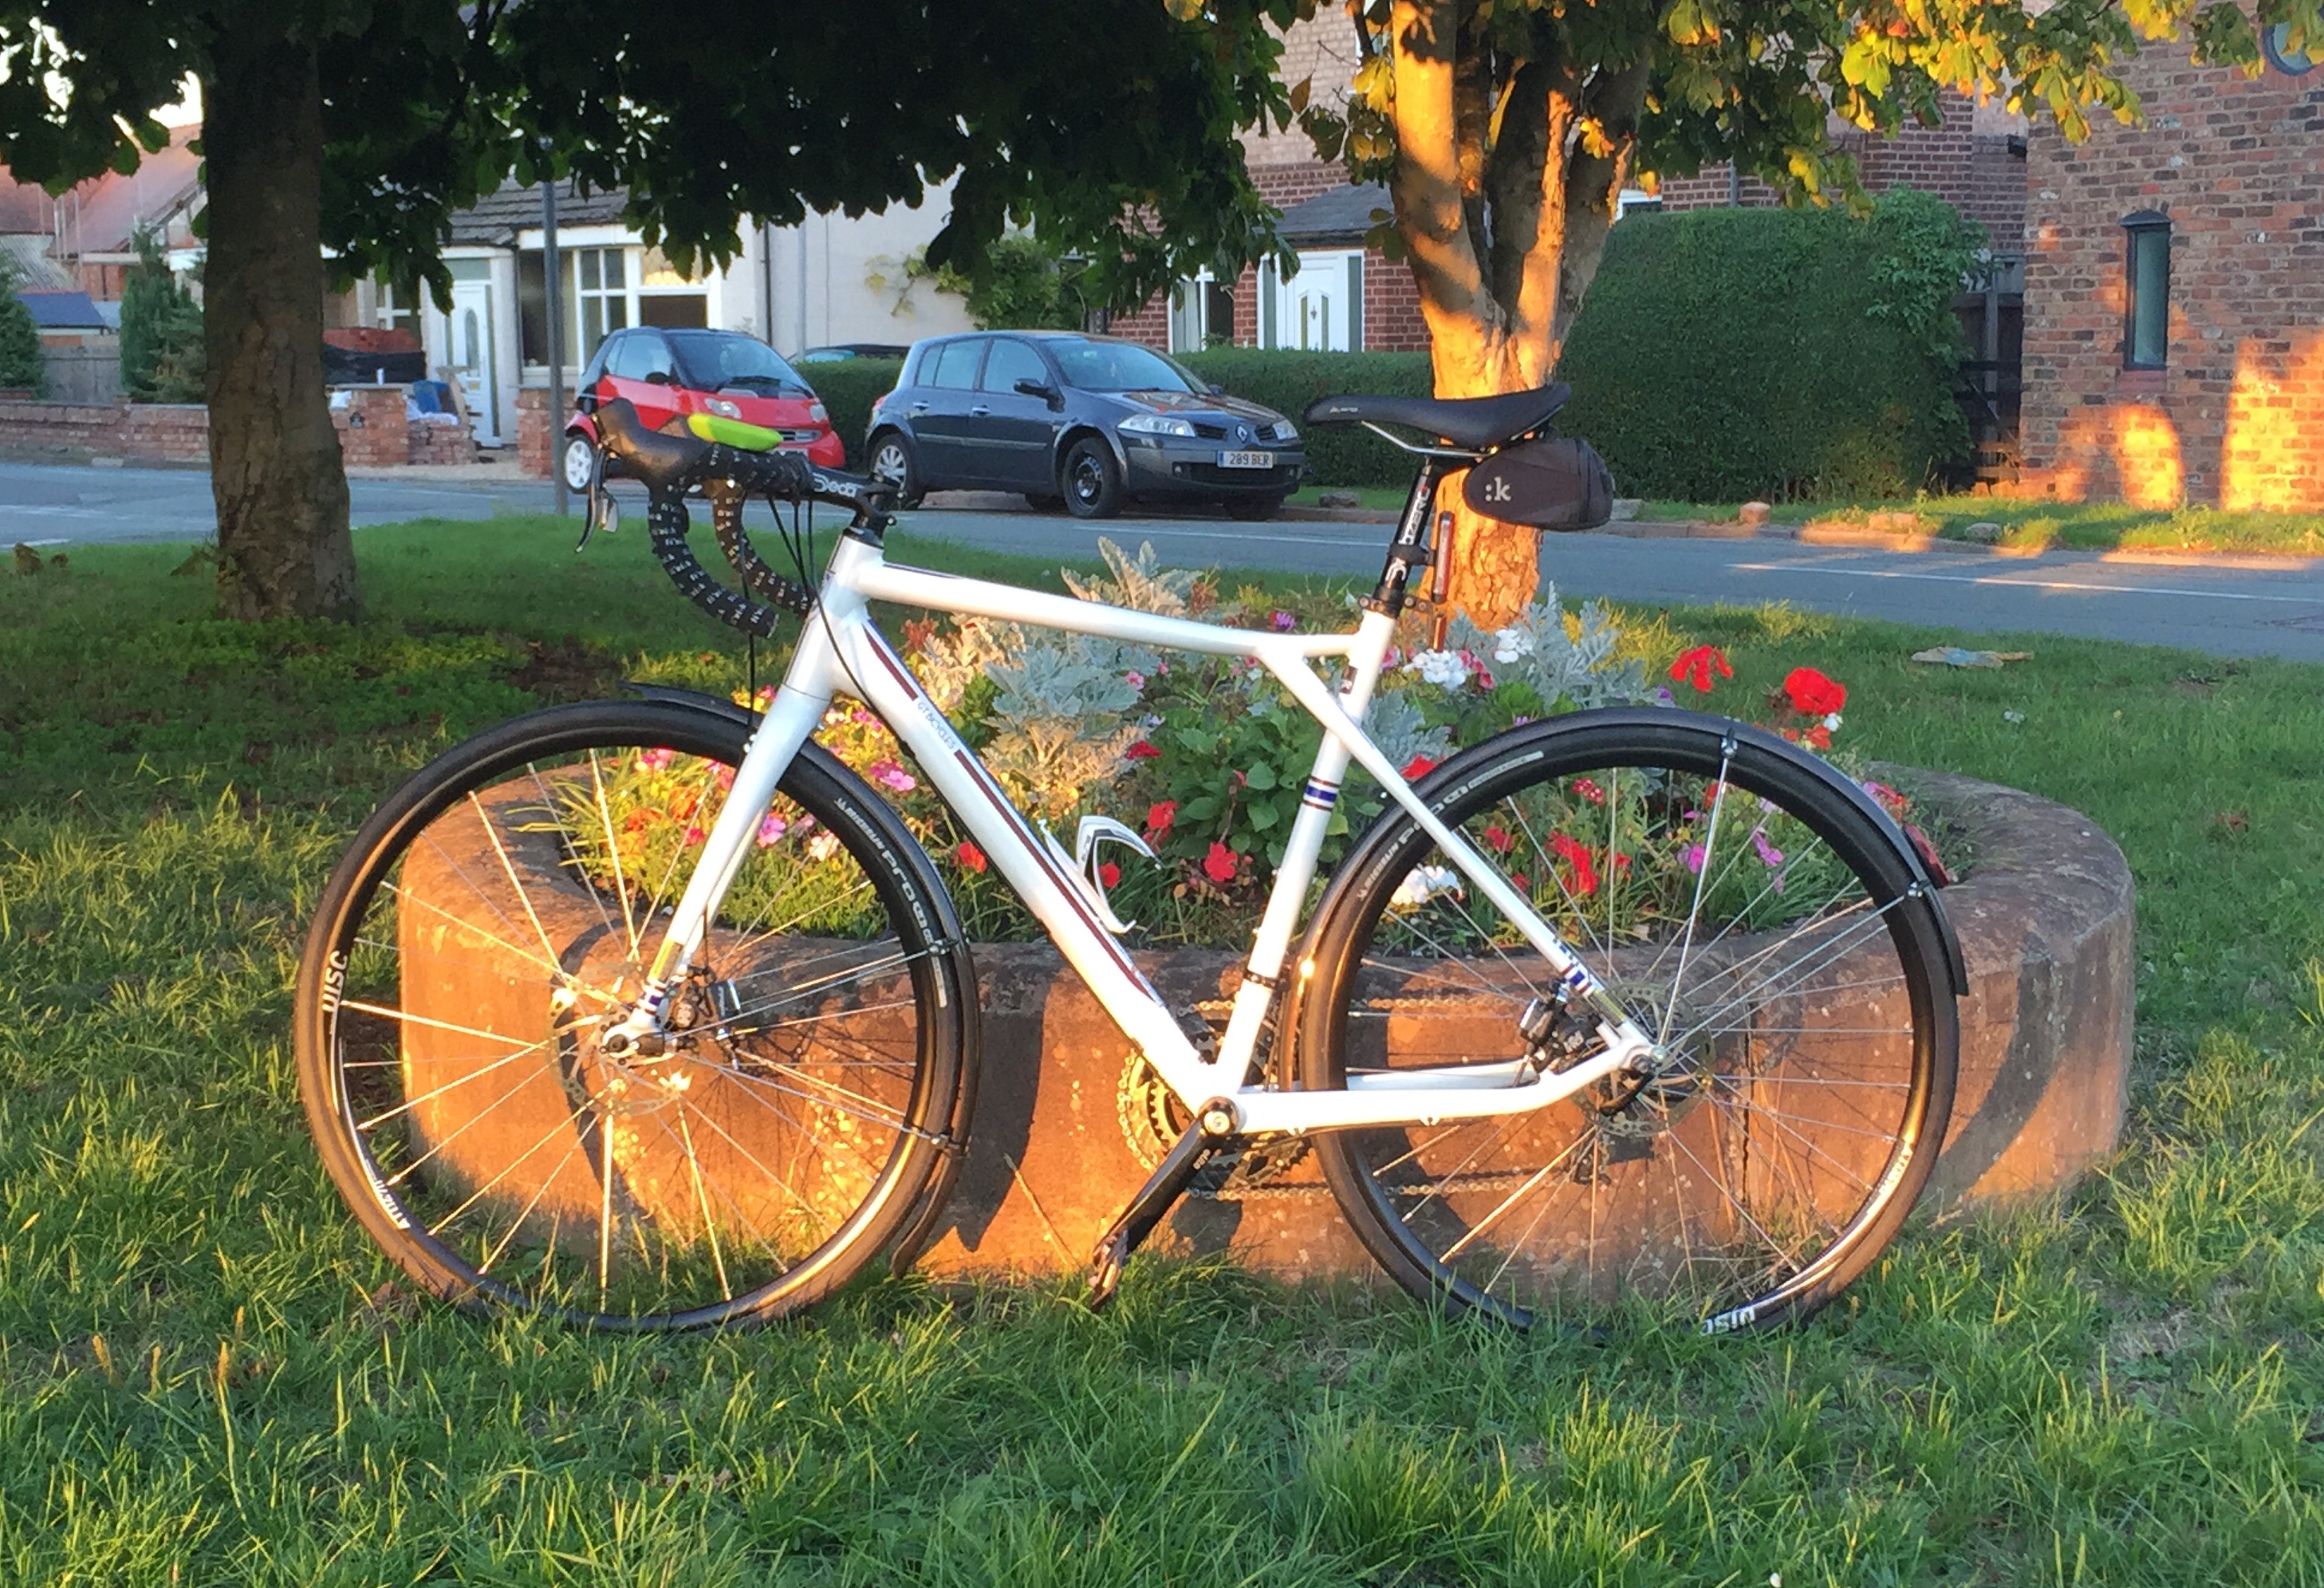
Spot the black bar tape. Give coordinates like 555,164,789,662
646,493,786,638
711,493,815,614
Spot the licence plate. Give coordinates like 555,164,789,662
1216,450,1275,469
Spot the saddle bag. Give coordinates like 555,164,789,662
1461,435,1614,532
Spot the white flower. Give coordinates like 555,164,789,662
1822,712,1841,731
1403,648,1469,688
1388,865,1463,910
806,831,842,861
1491,625,1534,664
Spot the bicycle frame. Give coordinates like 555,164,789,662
624,530,1663,1138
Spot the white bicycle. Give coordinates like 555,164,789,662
295,387,1960,1335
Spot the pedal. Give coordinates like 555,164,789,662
1085,1109,1234,1309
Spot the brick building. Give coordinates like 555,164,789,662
2019,38,2324,510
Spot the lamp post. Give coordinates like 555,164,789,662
543,171,566,515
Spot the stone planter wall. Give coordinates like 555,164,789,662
395,769,2133,1283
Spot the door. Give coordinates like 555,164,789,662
450,280,501,444
908,337,989,486
1267,250,1363,352
969,337,1060,491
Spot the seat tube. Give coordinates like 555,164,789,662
1213,606,1400,1081
1369,456,1440,616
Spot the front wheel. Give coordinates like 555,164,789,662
1299,710,1957,1333
1061,437,1125,519
293,699,975,1330
866,431,924,508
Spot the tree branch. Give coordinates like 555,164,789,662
1483,53,1559,335
1547,57,1652,359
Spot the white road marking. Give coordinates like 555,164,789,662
1729,561,2323,605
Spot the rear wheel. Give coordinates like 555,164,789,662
1300,711,1956,1333
561,432,596,494
294,700,974,1330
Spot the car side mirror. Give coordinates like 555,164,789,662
644,369,674,386
1207,383,1225,396
1014,377,1062,407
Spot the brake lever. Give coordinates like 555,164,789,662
576,443,619,550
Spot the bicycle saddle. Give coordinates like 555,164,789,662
1302,384,1570,451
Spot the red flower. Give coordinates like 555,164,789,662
1550,833,1599,896
1203,842,1239,885
1483,824,1514,853
1669,645,1733,694
1782,667,1847,717
1125,740,1160,761
1574,777,1605,806
1098,861,1121,889
1402,754,1439,780
955,841,987,874
1144,800,1177,841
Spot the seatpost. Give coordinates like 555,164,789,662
1366,456,1440,617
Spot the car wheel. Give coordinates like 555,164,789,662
561,432,596,494
1024,493,1065,513
868,431,924,507
1226,493,1287,522
1062,437,1124,520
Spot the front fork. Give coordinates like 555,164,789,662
599,623,840,1056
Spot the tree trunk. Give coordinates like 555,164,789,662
203,24,359,621
1381,1,1643,631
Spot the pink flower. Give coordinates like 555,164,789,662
1270,609,1297,632
1751,826,1784,869
683,826,706,846
868,760,916,793
1574,777,1605,806
755,813,788,847
1203,842,1239,884
636,747,676,773
1125,670,1147,691
1684,842,1706,874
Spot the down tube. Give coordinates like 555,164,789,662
837,623,1208,1084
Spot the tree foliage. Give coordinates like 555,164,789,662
117,226,205,404
0,251,41,395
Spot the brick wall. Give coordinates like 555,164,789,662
1658,90,2025,242
0,400,208,463
331,385,410,467
518,386,555,478
2019,56,2324,510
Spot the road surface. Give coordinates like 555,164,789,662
7,458,2324,662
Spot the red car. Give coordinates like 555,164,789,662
562,327,845,490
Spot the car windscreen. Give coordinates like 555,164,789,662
1047,340,1202,394
666,332,812,394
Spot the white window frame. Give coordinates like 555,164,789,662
1260,249,1363,352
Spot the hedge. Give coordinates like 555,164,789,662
1554,190,1979,502
800,357,904,471
1176,349,1432,490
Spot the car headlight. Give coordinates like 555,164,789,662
1119,413,1197,438
1268,420,1298,442
704,397,742,419
808,402,828,423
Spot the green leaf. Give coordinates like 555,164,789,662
1244,762,1278,791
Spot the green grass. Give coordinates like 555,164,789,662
1645,495,2324,556
5,518,2324,1583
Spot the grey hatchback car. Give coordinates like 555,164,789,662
864,332,1307,519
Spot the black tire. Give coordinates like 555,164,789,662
866,431,924,508
1226,493,1287,522
1061,436,1125,519
1298,708,1957,1334
561,431,597,495
294,699,975,1330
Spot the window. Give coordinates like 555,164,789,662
980,338,1050,393
575,247,629,361
607,332,676,383
375,278,423,341
665,331,809,393
1167,271,1235,352
2123,212,2170,370
1047,338,1200,393
927,338,986,389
